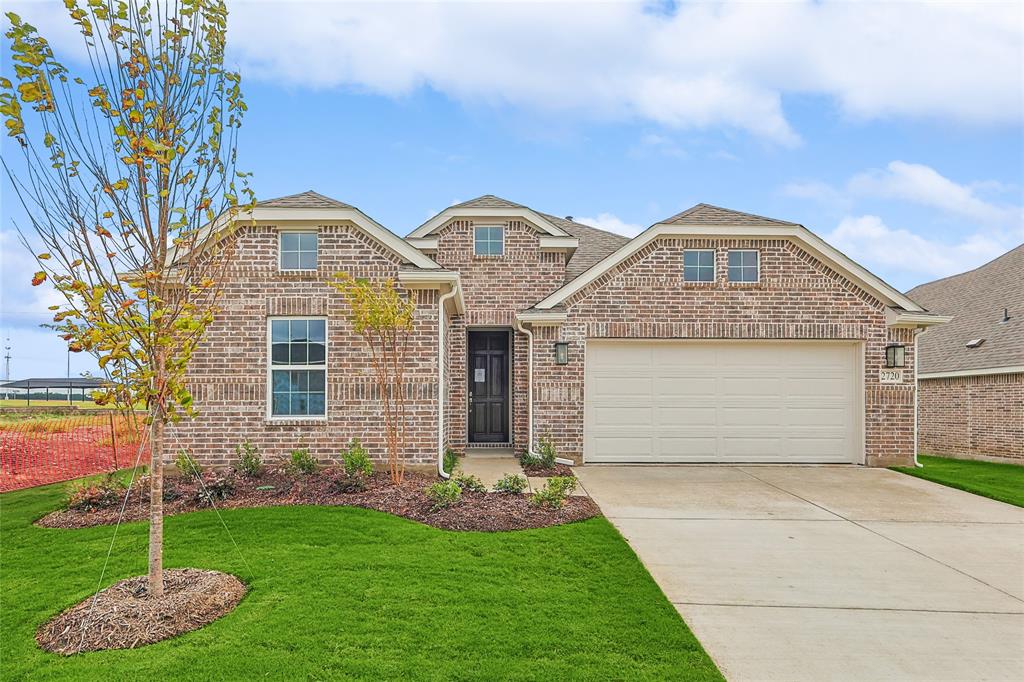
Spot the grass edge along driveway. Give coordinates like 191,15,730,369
893,454,1024,508
0,480,722,681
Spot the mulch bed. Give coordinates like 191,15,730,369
522,462,575,478
37,569,245,655
36,469,601,532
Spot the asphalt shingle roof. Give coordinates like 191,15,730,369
257,190,355,209
451,195,526,209
906,244,1024,374
661,203,799,226
539,213,630,283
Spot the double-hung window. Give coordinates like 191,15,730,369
269,318,326,417
728,250,759,283
280,231,318,270
683,249,715,282
474,226,504,256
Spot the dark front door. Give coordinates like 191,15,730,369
468,330,510,443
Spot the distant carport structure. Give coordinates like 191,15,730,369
0,377,107,406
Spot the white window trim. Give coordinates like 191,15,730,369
266,316,328,421
683,249,716,283
473,224,505,257
727,249,760,283
278,229,319,272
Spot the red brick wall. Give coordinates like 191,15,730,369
529,238,917,466
919,372,1023,462
431,219,566,453
166,223,440,469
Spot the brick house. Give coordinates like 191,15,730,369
168,191,949,471
907,245,1023,463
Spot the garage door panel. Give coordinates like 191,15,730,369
656,405,717,425
585,341,861,464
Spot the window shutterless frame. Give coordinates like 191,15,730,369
473,225,505,256
266,316,328,420
279,230,319,271
727,249,759,283
683,249,716,282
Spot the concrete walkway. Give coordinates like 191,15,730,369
577,465,1024,682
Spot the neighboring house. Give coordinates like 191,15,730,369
167,191,948,470
907,246,1023,463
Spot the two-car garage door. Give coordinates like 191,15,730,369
584,340,862,464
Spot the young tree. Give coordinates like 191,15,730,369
331,273,415,484
2,0,253,597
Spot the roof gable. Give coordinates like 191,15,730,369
408,194,571,238
907,244,1023,375
532,205,927,314
662,203,798,226
257,190,355,209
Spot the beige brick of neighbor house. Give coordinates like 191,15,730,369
169,191,948,471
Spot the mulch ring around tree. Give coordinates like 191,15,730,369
36,470,601,532
37,569,246,655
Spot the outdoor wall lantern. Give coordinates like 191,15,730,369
885,344,906,368
554,341,570,365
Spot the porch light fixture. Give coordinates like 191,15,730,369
554,341,569,365
885,344,906,368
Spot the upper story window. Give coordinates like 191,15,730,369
269,318,326,418
728,250,759,283
474,225,504,256
683,249,715,282
280,231,318,270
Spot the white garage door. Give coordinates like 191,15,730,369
585,340,862,464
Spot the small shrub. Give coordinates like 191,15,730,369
235,440,263,478
65,474,126,512
519,450,541,468
442,447,459,475
342,439,373,478
425,480,462,510
174,449,203,481
287,448,317,475
537,434,557,468
493,473,527,494
331,471,367,494
194,472,235,507
162,481,183,502
452,472,486,493
530,476,577,509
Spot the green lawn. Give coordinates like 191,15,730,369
0,481,721,681
893,455,1024,507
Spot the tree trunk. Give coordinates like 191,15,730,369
148,412,164,598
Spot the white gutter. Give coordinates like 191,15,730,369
512,318,574,467
913,328,922,468
436,283,461,478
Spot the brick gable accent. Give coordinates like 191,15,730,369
167,222,440,468
432,218,566,452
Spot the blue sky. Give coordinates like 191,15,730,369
1,0,1022,380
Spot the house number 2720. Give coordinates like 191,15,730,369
879,369,904,384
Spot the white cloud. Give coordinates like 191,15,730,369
848,161,1017,226
576,213,645,238
9,0,1022,144
827,214,1009,280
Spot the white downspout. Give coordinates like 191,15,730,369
437,283,460,478
513,317,573,466
913,328,923,468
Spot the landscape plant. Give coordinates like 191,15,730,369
235,440,263,478
425,480,462,510
1,0,254,597
452,472,486,493
330,273,415,484
342,438,373,478
530,476,578,509
174,450,203,481
493,473,527,494
288,448,317,476
65,474,126,511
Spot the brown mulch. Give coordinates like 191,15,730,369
522,462,575,478
36,469,601,532
37,569,245,655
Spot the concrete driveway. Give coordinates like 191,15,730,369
576,465,1024,682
